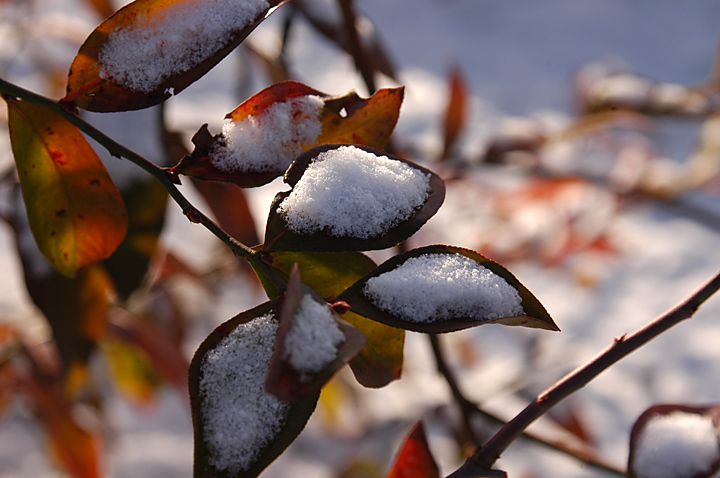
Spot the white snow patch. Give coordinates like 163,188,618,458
278,145,431,238
198,313,290,473
99,0,269,93
363,253,524,323
211,95,324,174
632,411,720,478
284,295,345,380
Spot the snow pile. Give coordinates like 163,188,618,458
284,295,345,380
363,253,524,322
99,0,269,93
211,95,324,173
632,411,720,478
278,145,431,238
198,313,290,473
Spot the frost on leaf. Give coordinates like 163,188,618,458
211,95,324,174
339,245,558,333
629,405,720,478
99,0,269,93
264,144,445,252
364,253,524,323
189,301,318,478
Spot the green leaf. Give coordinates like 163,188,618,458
6,98,127,277
258,251,405,388
265,266,366,402
171,81,404,187
189,300,317,478
339,245,559,334
64,0,284,112
264,144,445,253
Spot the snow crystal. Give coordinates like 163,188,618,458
284,295,345,380
211,95,324,174
632,411,720,478
198,313,290,473
363,253,524,323
277,145,431,238
99,0,269,93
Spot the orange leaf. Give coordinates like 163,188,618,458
171,81,404,187
6,98,127,277
440,66,468,161
386,421,440,478
64,0,283,112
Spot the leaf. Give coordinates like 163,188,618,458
628,404,720,478
101,337,162,405
338,245,558,334
257,251,404,388
189,300,318,478
265,266,365,402
6,98,127,277
64,0,284,112
385,421,440,478
440,65,468,161
191,177,259,247
83,0,116,19
264,143,445,253
171,81,404,187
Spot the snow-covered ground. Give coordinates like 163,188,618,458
2,1,720,477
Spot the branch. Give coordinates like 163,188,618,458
447,269,720,477
429,335,625,477
0,77,287,292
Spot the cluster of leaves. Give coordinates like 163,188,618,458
2,0,720,478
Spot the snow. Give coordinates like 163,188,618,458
363,253,524,323
284,295,344,379
210,95,324,174
99,0,269,93
278,145,431,238
632,411,720,478
198,313,290,473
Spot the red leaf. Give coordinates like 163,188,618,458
386,421,440,478
440,66,469,161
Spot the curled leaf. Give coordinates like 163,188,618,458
265,266,365,402
171,81,404,187
64,0,283,112
189,300,317,478
264,143,445,253
338,245,558,334
6,98,127,277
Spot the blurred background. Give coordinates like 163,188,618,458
2,0,720,477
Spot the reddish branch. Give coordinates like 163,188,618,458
446,269,720,478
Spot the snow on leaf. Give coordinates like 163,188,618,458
339,245,558,334
385,421,440,478
253,251,405,389
629,404,720,478
64,0,283,112
6,98,127,277
189,300,318,478
264,144,445,253
171,81,404,187
265,267,365,402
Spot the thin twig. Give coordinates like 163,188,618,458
429,335,625,477
0,77,287,292
447,269,720,477
337,0,376,94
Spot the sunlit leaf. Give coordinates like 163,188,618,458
339,245,558,334
265,266,365,402
101,337,161,405
256,251,404,388
171,81,404,187
386,421,440,478
190,300,318,478
264,143,445,253
6,98,127,277
628,404,720,478
64,0,284,112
